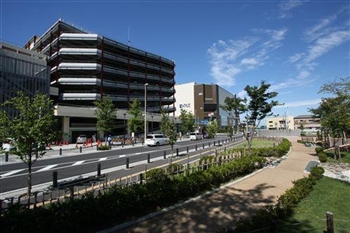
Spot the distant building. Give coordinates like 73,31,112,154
266,115,295,130
25,19,176,141
0,42,50,119
174,82,235,128
294,115,321,134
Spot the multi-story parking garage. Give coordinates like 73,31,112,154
25,19,176,141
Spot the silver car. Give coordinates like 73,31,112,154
76,134,88,144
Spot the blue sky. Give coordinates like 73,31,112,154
1,0,349,117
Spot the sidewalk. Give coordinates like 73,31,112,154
102,136,317,233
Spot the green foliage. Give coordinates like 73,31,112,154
206,119,218,138
0,91,57,197
97,145,110,150
243,81,281,149
160,111,177,148
220,95,246,134
93,95,116,137
167,163,183,174
178,109,195,135
310,166,324,180
314,147,323,154
318,151,328,162
146,168,167,182
127,99,144,134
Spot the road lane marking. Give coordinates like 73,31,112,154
72,161,85,166
36,164,58,172
1,169,25,178
119,155,125,158
98,157,107,161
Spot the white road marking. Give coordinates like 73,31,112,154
36,164,58,172
119,155,125,158
1,169,25,178
98,157,107,161
72,161,85,166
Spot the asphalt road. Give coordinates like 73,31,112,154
0,136,244,198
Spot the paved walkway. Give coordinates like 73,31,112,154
101,136,317,233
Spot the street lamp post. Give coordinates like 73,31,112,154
123,112,126,147
144,83,148,144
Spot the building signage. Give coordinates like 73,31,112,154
179,103,191,109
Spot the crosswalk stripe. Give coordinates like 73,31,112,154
98,158,107,161
36,165,58,172
1,169,25,178
72,161,85,166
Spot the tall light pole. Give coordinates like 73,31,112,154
144,83,148,144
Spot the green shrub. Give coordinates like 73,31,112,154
146,168,167,181
315,147,323,154
167,163,183,174
310,166,324,180
98,145,110,150
318,151,328,163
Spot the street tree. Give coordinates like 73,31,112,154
220,95,246,136
178,109,195,136
206,119,219,139
93,95,117,145
244,81,280,149
0,92,58,199
127,99,144,140
310,77,350,159
160,111,177,156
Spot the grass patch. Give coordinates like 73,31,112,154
236,139,276,148
324,151,350,164
279,177,350,233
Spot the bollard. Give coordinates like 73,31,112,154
126,157,129,169
163,151,166,159
147,153,151,163
139,173,143,185
59,148,62,156
80,146,82,153
187,146,189,153
203,143,205,149
213,141,214,147
52,171,58,188
97,163,101,177
176,148,179,156
326,211,334,233
96,145,99,151
195,145,197,151
5,152,9,162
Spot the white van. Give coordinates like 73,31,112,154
190,132,203,140
1,138,16,151
145,134,168,146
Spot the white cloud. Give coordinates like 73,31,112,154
207,29,287,87
287,53,304,64
270,70,314,91
279,0,308,18
304,15,337,42
304,30,350,63
275,99,321,108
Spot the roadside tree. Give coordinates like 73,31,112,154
220,95,246,137
160,111,177,156
244,81,280,149
0,92,58,199
206,119,219,139
178,109,195,136
127,99,144,141
93,95,117,145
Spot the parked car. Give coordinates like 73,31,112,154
145,134,168,146
76,134,88,144
190,132,203,140
1,138,16,151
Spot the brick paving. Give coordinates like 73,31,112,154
100,136,317,233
